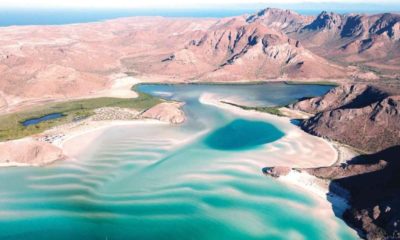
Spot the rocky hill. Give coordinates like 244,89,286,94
293,11,400,77
113,9,400,81
291,84,400,153
159,15,346,81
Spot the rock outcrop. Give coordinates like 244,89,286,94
0,138,65,166
262,166,291,178
246,8,313,33
140,102,186,124
302,11,344,32
290,84,388,114
264,147,400,240
305,146,400,240
291,84,400,153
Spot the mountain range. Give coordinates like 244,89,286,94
152,8,400,81
0,8,399,111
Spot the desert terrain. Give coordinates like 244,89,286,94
0,8,399,113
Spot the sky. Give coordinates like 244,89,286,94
1,0,399,9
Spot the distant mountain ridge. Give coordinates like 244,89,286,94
153,8,400,81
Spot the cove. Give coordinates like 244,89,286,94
205,119,285,150
0,83,358,240
21,113,65,126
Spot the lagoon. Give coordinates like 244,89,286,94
21,113,65,127
0,83,358,239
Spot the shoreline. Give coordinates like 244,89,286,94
1,78,341,115
275,169,359,238
0,97,186,167
0,83,360,237
0,118,168,168
1,82,350,195
199,92,359,236
199,92,340,167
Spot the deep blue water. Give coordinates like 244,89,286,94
21,113,64,126
205,119,285,150
0,5,399,27
0,8,258,26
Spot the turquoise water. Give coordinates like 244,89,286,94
21,113,65,126
0,83,358,239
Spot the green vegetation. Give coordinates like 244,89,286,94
284,81,339,86
221,101,285,117
0,91,161,141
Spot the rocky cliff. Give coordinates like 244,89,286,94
305,146,400,240
291,84,400,153
289,83,400,238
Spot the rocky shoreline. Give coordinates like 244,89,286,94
290,84,400,153
266,83,400,239
264,145,400,240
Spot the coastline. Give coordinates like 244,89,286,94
0,118,168,168
0,81,362,238
0,93,185,167
0,82,350,201
199,91,359,237
199,92,339,167
1,82,341,170
1,82,342,168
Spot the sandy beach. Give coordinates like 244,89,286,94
199,92,360,237
0,117,168,168
199,92,339,168
0,83,363,239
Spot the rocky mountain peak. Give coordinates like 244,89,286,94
246,7,312,33
369,13,400,39
303,11,343,31
246,8,299,22
340,14,365,38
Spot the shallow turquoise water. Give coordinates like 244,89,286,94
0,83,358,239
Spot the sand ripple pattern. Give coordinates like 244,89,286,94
0,84,357,240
